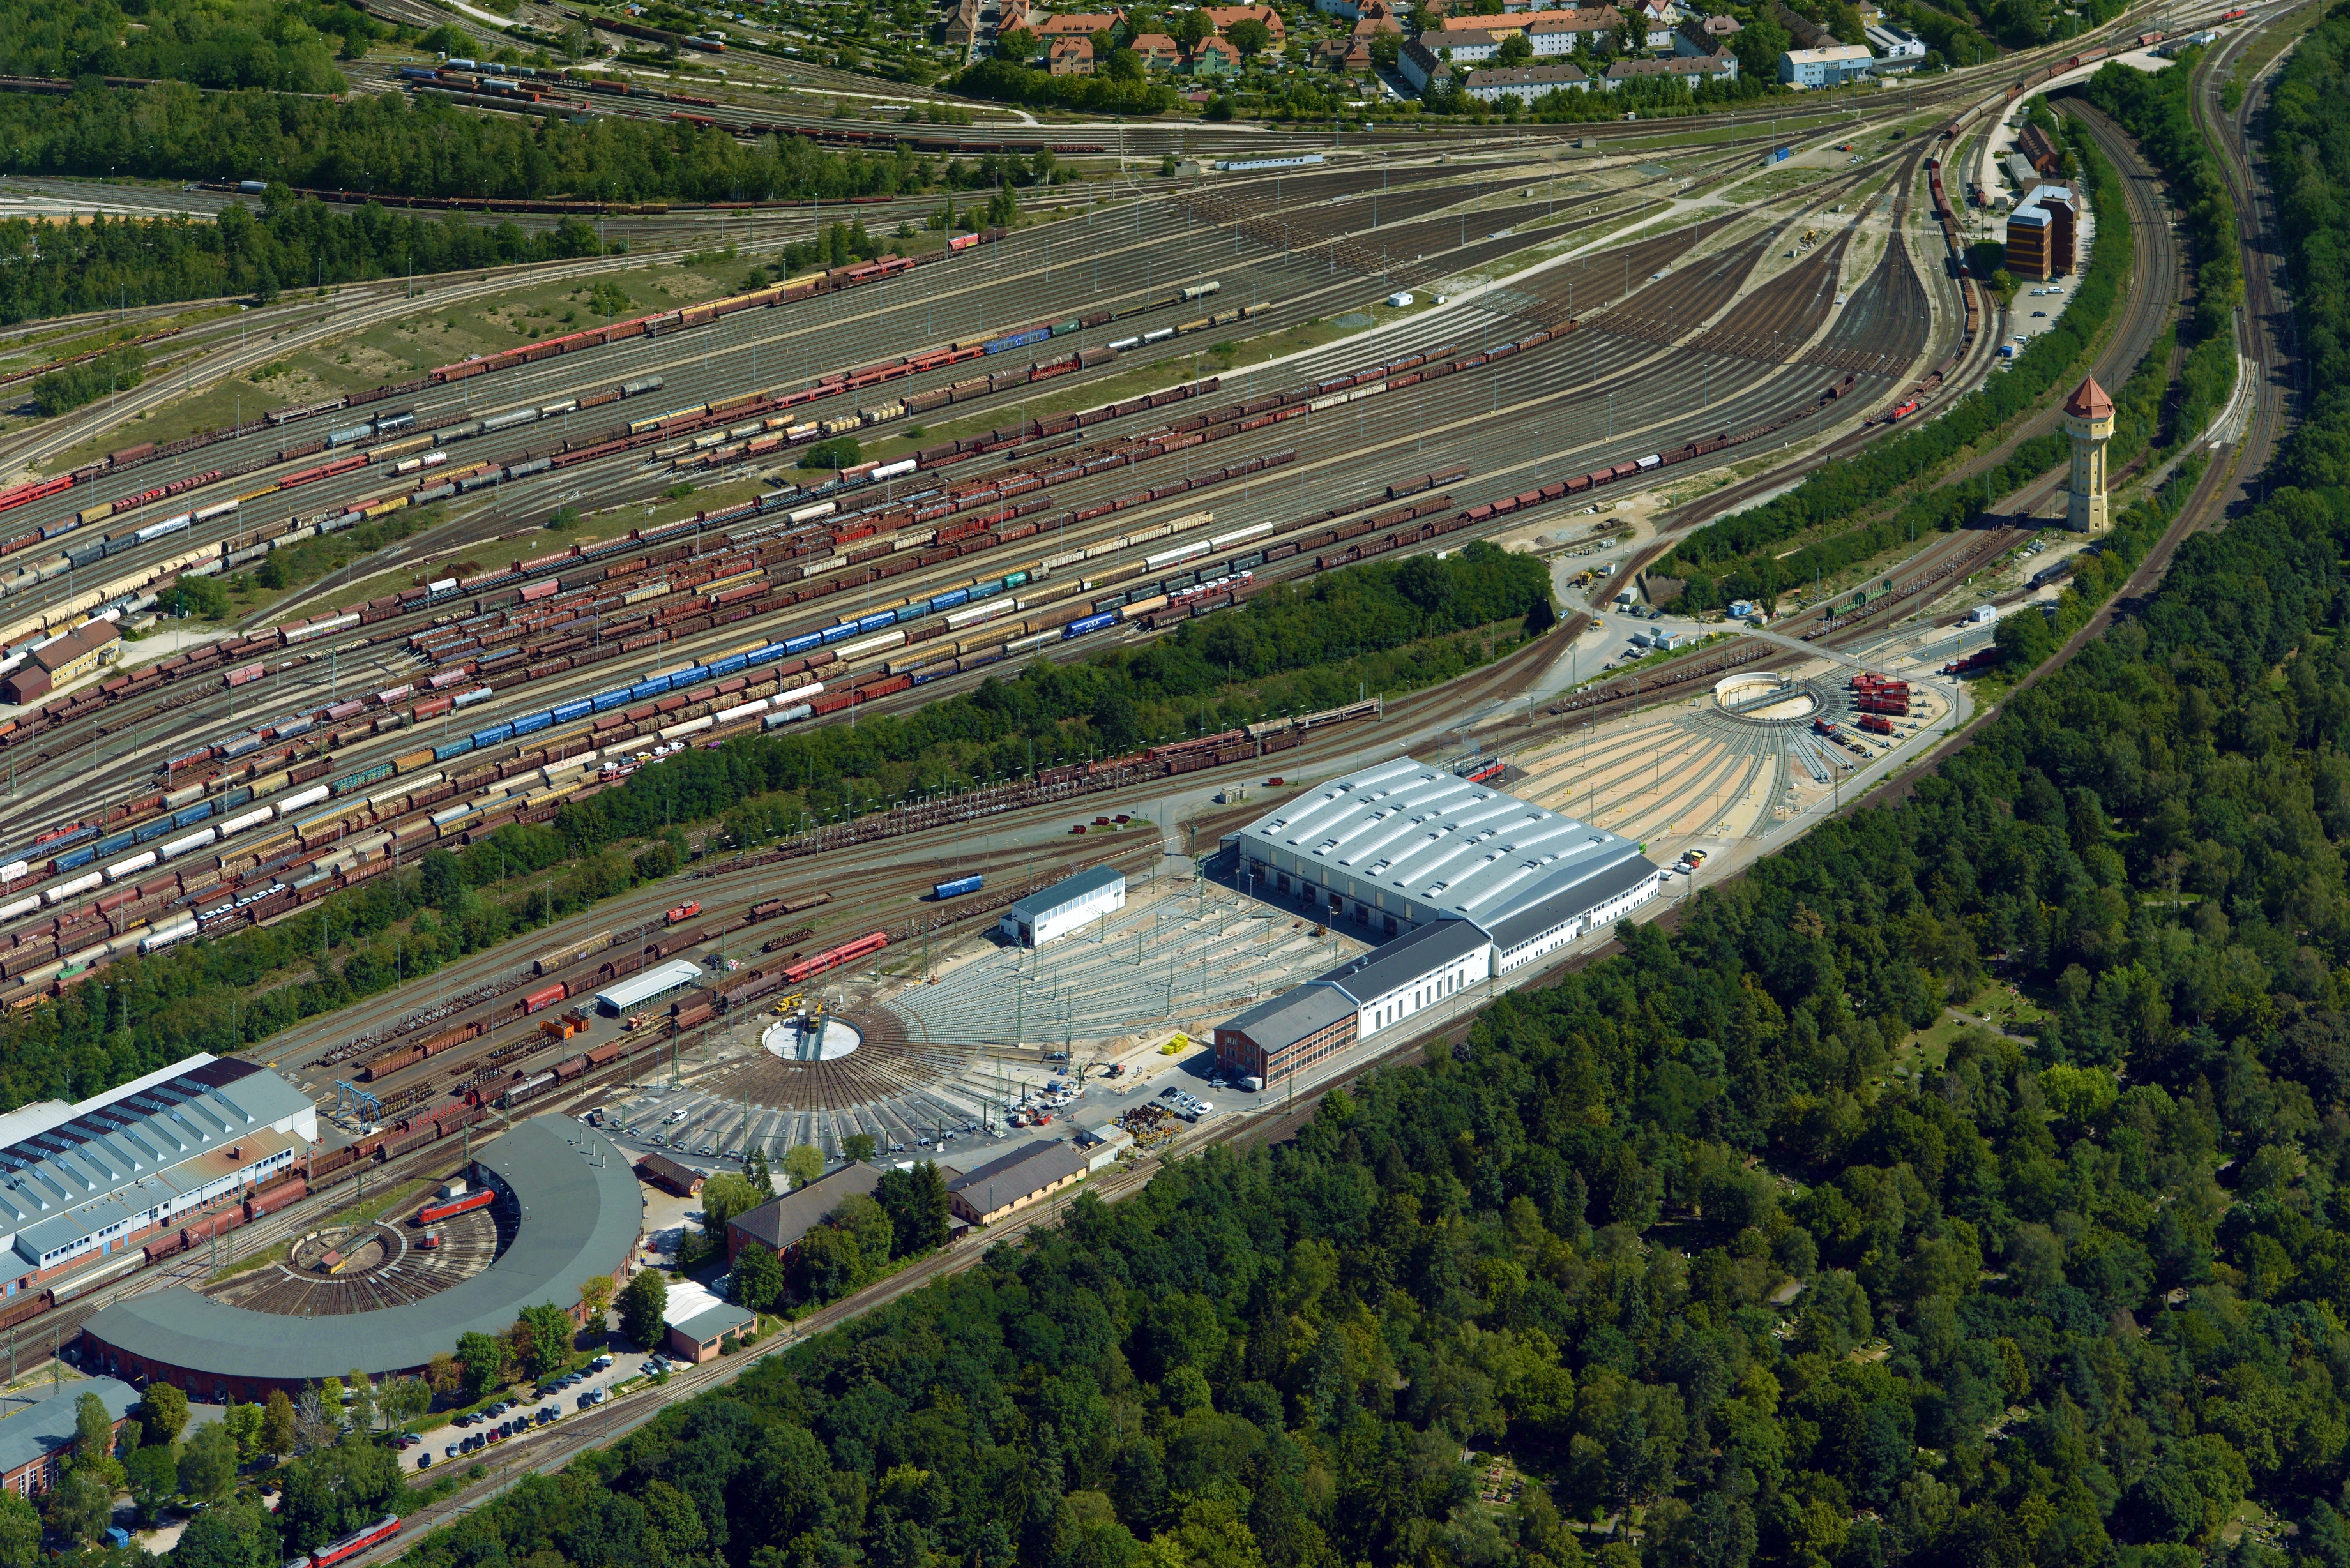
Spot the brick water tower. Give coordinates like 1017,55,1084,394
2065,375,2113,532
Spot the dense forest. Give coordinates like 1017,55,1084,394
0,0,361,93
0,545,1551,1118
176,17,2350,1567
0,82,946,204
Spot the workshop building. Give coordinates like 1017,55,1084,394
635,1153,704,1198
1001,866,1125,949
4,621,121,706
661,1281,754,1364
946,1141,1087,1225
1232,756,1658,946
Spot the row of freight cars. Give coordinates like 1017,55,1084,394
0,217,1022,525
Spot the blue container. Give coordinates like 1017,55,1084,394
1063,611,1118,639
552,698,594,723
819,624,858,645
591,690,631,712
54,845,96,873
433,739,476,762
511,712,552,736
95,831,134,857
928,588,969,613
855,610,895,633
708,652,748,677
782,631,824,656
748,642,789,665
470,723,514,748
932,874,983,900
172,803,214,828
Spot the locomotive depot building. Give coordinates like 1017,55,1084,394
0,1054,315,1299
79,1117,641,1401
1001,866,1128,949
1216,758,1662,1083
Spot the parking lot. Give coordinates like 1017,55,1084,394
412,1352,628,1470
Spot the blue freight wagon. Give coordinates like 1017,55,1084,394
932,874,983,900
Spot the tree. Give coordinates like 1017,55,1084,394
1178,8,1213,47
127,1440,180,1523
800,436,863,471
425,1353,463,1401
580,1274,616,1335
180,1419,241,1506
1496,31,1534,63
222,1399,263,1462
548,504,580,531
457,1330,511,1398
1227,16,1273,54
0,1492,36,1568
419,849,464,909
45,1471,111,1548
1994,607,2056,670
843,1132,879,1164
877,1162,951,1256
293,1385,339,1456
734,1241,785,1313
793,1221,867,1304
621,1269,670,1348
517,1302,577,1379
784,1145,824,1189
375,1376,432,1434
748,1148,775,1198
73,1391,115,1466
702,1172,765,1235
997,25,1038,57
261,1389,297,1460
171,1504,277,1568
140,1380,190,1447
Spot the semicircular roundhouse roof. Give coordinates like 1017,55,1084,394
82,1117,641,1383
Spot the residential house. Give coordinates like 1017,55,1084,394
1433,26,1503,63
1129,29,1181,64
1602,52,1734,86
1188,33,1242,70
1778,41,1873,85
1672,12,1738,64
1397,34,1450,87
1035,9,1123,37
1050,35,1096,70
1204,4,1285,41
1464,58,1591,99
1517,6,1623,54
1863,20,1923,67
943,0,983,48
1315,0,1368,17
996,0,1033,33
1771,1,1837,48
1637,0,1678,48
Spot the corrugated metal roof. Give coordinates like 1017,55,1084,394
1234,756,1646,930
593,959,704,1013
1006,866,1126,923
81,1116,642,1382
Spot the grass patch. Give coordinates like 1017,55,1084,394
208,1240,291,1283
